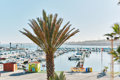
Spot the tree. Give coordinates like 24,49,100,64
104,33,119,80
20,10,79,80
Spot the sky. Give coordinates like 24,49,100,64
0,0,120,43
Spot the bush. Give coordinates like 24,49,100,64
49,72,66,80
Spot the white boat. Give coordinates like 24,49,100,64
68,50,91,60
68,52,83,60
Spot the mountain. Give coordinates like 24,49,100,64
66,40,120,46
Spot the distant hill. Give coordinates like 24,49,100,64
66,40,120,46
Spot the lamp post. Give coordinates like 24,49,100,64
10,42,11,50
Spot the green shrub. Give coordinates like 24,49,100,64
49,72,66,80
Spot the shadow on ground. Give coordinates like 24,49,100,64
66,71,91,75
9,72,34,76
0,71,12,73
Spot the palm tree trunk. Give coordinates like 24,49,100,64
111,40,114,80
111,55,114,80
46,52,54,80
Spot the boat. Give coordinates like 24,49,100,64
68,49,91,60
68,55,80,60
68,52,83,60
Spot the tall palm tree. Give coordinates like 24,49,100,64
104,33,119,80
20,10,79,80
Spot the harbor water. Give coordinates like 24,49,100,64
0,44,120,72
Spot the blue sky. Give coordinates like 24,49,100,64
0,0,120,43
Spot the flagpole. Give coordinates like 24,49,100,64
101,48,103,72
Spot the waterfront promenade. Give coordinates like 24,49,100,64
0,70,119,80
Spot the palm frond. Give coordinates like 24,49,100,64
114,57,119,61
104,33,113,37
114,37,119,40
20,10,79,54
56,29,79,49
110,51,118,57
112,24,120,34
117,46,120,55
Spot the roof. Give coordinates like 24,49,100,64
4,62,17,64
29,61,40,64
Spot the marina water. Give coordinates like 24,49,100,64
0,43,120,72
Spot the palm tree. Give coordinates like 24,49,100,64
20,10,79,80
104,33,119,80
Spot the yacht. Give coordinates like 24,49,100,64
68,50,91,60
